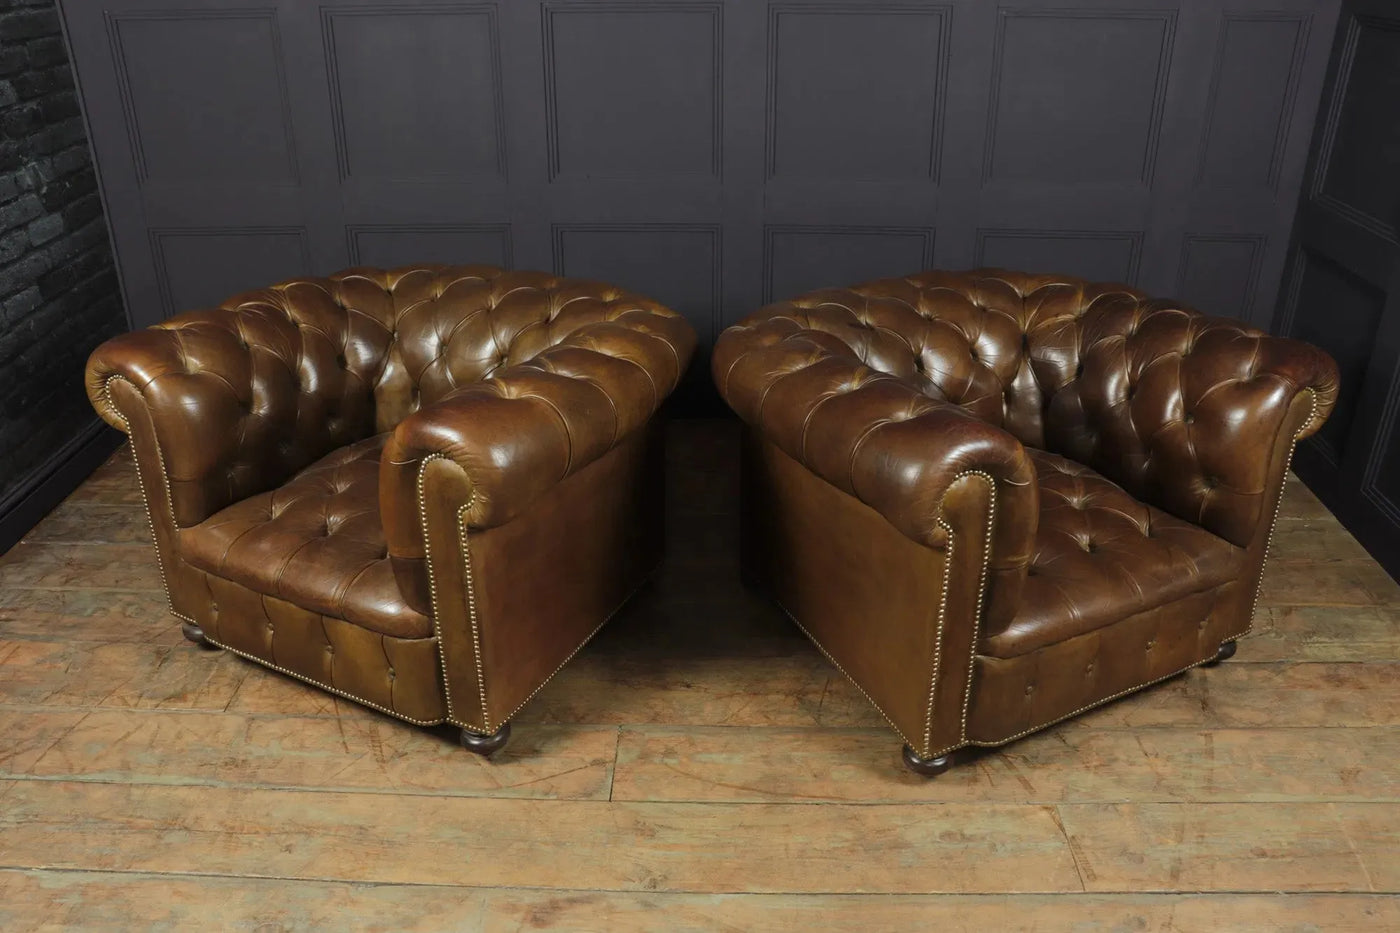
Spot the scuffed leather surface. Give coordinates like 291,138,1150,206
968,583,1238,744
987,450,1243,658
86,265,694,728
380,294,695,564
86,266,696,529
180,435,430,640
197,575,446,724
719,268,1338,752
712,312,1039,623
716,269,1338,548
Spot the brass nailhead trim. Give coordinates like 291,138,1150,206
457,505,491,731
205,633,446,727
108,375,440,727
928,391,1321,759
779,605,922,752
921,470,997,758
1241,391,1317,638
103,376,180,614
416,454,490,733
489,581,648,728
962,652,1219,750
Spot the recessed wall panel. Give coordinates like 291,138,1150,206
1176,235,1264,320
1197,16,1307,189
323,6,503,179
150,228,309,316
1318,16,1400,235
764,226,933,302
985,11,1173,184
109,11,296,184
767,5,947,179
977,230,1140,284
1283,248,1386,459
544,3,721,179
553,224,720,340
347,225,512,269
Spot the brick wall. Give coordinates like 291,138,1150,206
0,0,124,510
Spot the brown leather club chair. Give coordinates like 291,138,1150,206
714,269,1338,775
86,265,696,756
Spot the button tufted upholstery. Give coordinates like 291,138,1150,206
716,268,1338,770
87,265,696,745
994,450,1243,658
179,434,429,640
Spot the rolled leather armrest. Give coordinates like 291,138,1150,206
380,311,696,558
83,305,369,527
713,315,1039,557
1047,302,1341,547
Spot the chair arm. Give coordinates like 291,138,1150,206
1049,303,1340,547
84,298,371,527
714,315,1038,562
380,311,695,555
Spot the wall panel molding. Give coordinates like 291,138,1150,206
149,226,311,317
346,223,514,268
105,8,299,185
762,224,935,303
763,2,950,181
1175,233,1266,320
552,223,723,340
975,227,1144,285
982,8,1176,186
541,1,723,181
1195,12,1310,191
1308,13,1400,244
321,3,506,181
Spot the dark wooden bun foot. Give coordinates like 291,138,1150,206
1201,641,1238,667
460,722,511,758
901,744,972,777
181,622,220,650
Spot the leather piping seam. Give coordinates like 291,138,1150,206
106,375,443,726
929,393,1319,758
416,453,490,734
1240,389,1317,638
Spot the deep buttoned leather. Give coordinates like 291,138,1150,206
178,434,430,640
86,265,696,734
718,268,1338,757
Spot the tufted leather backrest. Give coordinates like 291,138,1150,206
744,268,1338,547
86,265,679,527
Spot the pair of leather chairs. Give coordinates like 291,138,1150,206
85,265,1337,775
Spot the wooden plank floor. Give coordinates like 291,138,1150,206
1,419,1398,931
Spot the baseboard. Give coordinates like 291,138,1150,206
0,417,123,555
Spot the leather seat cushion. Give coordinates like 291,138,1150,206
984,449,1244,658
179,435,432,639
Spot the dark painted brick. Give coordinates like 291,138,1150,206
0,46,26,76
0,228,26,264
25,210,61,245
0,193,41,231
24,36,64,68
0,9,59,42
2,282,38,321
0,0,126,503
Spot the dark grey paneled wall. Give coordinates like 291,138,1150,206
1279,0,1400,577
59,0,1339,342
